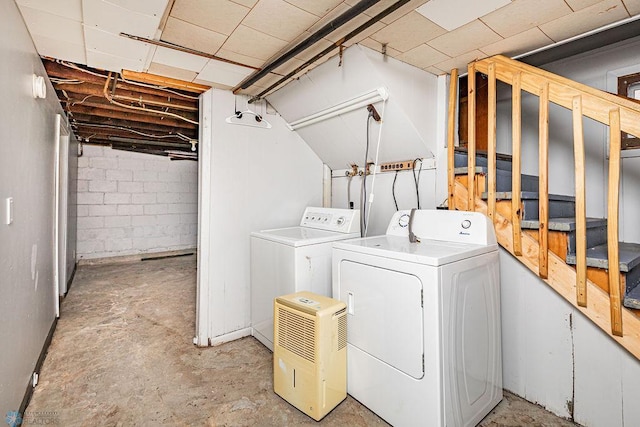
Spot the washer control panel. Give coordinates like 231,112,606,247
300,207,360,234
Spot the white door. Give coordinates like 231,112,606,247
54,114,70,316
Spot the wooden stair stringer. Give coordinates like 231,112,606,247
454,180,640,359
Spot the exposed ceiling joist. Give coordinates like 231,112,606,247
43,58,201,156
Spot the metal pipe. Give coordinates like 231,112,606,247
233,0,382,93
254,0,412,99
119,32,261,71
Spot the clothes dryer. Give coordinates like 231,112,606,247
332,209,502,427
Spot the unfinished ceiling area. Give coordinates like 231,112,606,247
44,58,202,156
14,0,640,154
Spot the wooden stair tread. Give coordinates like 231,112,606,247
565,242,640,272
520,217,607,232
624,285,640,310
482,191,575,201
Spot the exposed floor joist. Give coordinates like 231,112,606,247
43,58,205,158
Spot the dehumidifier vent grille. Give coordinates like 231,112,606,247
336,309,347,350
277,307,315,363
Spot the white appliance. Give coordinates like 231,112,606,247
251,207,359,351
332,209,502,427
273,291,347,421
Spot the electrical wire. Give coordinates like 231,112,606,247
392,170,399,211
103,72,199,125
412,158,423,209
72,94,98,106
75,123,192,141
56,60,201,100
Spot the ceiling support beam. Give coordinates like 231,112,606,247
253,0,413,98
233,0,383,93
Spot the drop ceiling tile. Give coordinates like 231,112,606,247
434,49,486,74
284,0,343,17
161,17,227,55
193,78,233,90
242,0,318,42
396,44,451,69
428,20,502,57
230,0,258,7
83,0,161,39
196,59,254,87
623,0,640,14
31,34,86,64
16,0,82,21
84,27,150,59
370,11,447,53
345,0,429,24
324,15,385,45
306,3,350,34
358,38,402,57
415,0,511,31
564,0,606,11
221,25,289,61
271,57,306,76
293,37,335,61
152,46,209,72
424,65,446,75
215,48,265,68
540,0,629,41
18,6,84,43
86,49,146,72
102,0,169,18
481,0,572,38
480,27,553,57
170,0,250,36
147,62,198,81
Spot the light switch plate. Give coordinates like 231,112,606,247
5,197,13,225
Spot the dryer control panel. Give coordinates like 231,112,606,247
300,207,360,234
386,209,496,246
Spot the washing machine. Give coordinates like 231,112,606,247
251,207,360,351
332,209,502,427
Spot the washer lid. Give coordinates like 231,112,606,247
333,235,498,266
251,226,360,247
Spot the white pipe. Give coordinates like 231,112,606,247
364,99,387,237
322,164,332,207
288,87,389,130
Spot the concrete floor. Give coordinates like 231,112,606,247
27,254,578,426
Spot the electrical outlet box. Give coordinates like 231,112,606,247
380,160,415,172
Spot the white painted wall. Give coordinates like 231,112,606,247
76,145,197,260
0,0,77,415
494,36,640,426
197,89,323,345
267,45,440,171
269,44,443,236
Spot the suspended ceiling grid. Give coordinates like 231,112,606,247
16,0,640,97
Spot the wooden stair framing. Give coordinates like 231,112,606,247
453,180,640,359
448,54,640,359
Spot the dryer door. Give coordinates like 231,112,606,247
338,260,424,379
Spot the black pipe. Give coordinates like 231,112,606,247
233,0,382,93
255,0,412,99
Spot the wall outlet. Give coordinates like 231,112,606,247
380,160,415,172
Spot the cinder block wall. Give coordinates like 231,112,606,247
76,145,197,260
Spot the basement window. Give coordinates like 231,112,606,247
617,72,640,150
